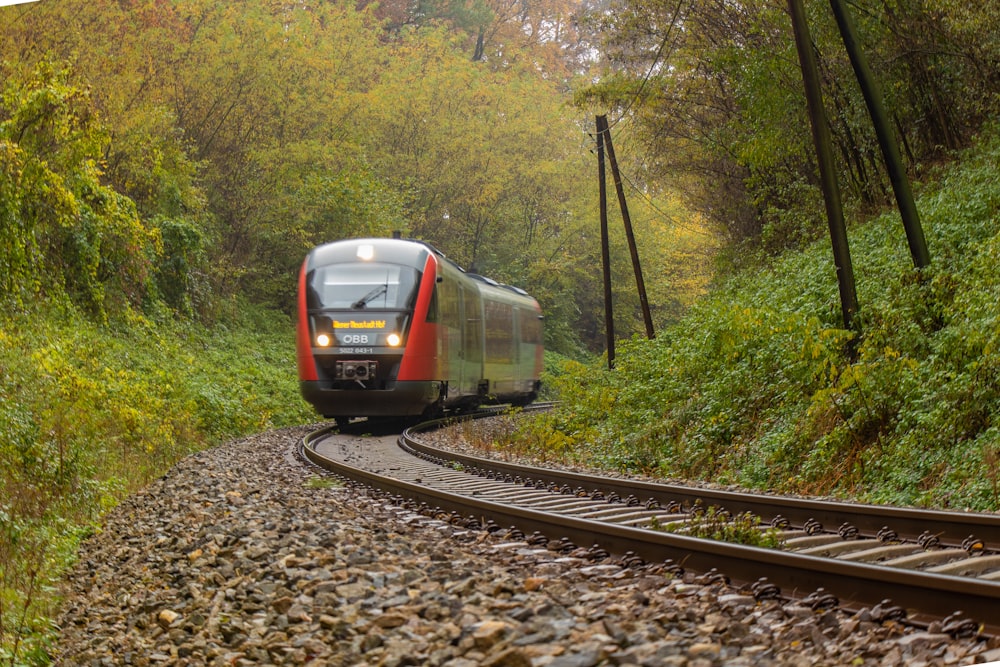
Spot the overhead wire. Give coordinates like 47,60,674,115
615,167,713,237
585,122,714,238
606,0,688,132
588,0,712,237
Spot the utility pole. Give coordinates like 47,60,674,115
787,0,859,332
599,115,655,340
597,115,616,369
829,0,930,269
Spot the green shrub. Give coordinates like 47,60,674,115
526,124,1000,511
0,301,312,663
0,62,160,320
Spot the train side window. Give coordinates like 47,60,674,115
463,288,483,364
425,286,439,322
484,300,514,363
439,279,461,329
519,307,542,344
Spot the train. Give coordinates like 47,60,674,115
296,236,543,425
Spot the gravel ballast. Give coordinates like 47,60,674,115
55,427,1000,666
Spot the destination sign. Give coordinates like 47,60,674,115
332,320,387,329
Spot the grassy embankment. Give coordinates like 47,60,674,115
0,302,314,664
516,124,1000,512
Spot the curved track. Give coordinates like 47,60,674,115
300,416,1000,638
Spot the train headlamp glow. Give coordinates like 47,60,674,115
316,333,331,347
357,244,375,261
386,333,402,347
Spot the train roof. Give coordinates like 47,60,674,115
309,237,534,301
467,274,531,297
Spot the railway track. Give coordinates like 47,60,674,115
300,414,1000,639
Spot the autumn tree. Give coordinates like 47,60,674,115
362,28,587,272
0,62,158,317
2,0,711,352
579,0,1000,256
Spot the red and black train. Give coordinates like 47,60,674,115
297,237,543,425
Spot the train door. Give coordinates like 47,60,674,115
460,285,484,398
511,306,523,390
436,272,461,399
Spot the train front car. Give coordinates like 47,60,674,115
297,236,544,424
296,238,442,422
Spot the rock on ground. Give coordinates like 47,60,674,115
54,428,998,666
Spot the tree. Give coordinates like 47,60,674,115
0,62,157,316
2,0,706,352
577,0,1000,256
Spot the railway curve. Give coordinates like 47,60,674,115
302,416,1000,638
54,426,1000,665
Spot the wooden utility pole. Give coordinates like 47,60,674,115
829,0,930,269
599,115,655,340
787,0,859,331
597,115,616,369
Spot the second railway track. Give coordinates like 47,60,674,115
301,415,1000,638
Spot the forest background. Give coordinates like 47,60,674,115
2,0,999,662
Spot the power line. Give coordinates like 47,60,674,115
617,169,714,238
597,0,705,238
608,0,688,131
583,126,712,237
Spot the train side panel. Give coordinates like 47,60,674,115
296,260,319,382
433,257,485,408
396,253,440,383
517,301,545,400
479,282,543,403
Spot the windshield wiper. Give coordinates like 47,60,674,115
351,284,387,309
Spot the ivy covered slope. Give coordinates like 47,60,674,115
529,125,1000,512
0,65,311,663
0,304,314,663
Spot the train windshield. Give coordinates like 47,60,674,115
309,263,419,311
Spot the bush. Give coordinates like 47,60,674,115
0,301,313,663
526,124,1000,511
0,62,162,320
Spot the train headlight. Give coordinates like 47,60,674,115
386,333,402,347
316,333,331,347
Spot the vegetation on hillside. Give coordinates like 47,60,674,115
515,125,1000,511
581,0,1000,257
0,301,314,663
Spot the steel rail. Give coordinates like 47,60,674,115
402,418,1000,548
301,425,1000,637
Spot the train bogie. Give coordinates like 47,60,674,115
297,237,542,421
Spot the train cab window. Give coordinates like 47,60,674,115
309,263,419,311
